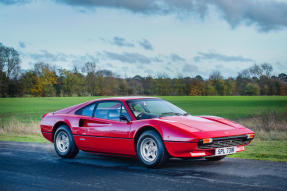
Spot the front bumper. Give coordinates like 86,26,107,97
164,141,247,158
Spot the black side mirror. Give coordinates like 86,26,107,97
120,114,130,123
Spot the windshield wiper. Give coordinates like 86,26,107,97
160,112,184,117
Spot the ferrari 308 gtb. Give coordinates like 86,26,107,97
41,97,254,167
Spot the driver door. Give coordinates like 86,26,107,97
83,101,135,155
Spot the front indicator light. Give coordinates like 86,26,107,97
202,138,213,144
236,145,245,152
247,134,255,139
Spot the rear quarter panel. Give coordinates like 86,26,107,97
41,113,83,142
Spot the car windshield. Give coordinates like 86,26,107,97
126,99,188,120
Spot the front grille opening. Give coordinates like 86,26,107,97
198,135,252,149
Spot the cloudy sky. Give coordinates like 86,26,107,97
1,0,287,78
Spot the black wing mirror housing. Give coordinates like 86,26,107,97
120,114,130,123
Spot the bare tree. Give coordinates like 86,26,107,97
82,62,97,74
0,43,20,79
261,63,273,77
249,64,263,78
209,71,223,81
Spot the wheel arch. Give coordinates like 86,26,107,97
133,126,163,152
52,121,71,141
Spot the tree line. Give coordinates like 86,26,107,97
1,42,287,97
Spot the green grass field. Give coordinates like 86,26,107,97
1,96,286,122
0,96,287,162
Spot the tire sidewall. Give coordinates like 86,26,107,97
137,130,166,167
54,125,74,157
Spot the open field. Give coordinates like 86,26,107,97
0,96,287,162
1,96,287,122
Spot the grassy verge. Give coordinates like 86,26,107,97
228,140,287,162
0,135,48,143
227,113,287,162
0,119,48,143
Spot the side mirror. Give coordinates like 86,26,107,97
120,114,130,123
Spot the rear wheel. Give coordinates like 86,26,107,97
137,130,169,168
54,125,79,158
205,155,226,161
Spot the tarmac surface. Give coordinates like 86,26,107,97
0,141,286,191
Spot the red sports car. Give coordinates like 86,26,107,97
41,97,254,167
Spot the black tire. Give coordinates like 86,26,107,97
136,130,169,168
205,155,226,161
54,125,79,158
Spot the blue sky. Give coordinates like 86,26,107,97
1,0,287,78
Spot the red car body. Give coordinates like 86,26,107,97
41,97,254,159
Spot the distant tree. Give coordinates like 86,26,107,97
58,69,85,96
225,78,236,95
238,69,251,79
189,78,204,96
0,43,21,97
118,79,129,95
279,81,287,95
209,71,222,81
0,43,20,79
245,83,260,95
215,78,227,95
1,43,287,97
82,62,97,96
249,64,263,79
278,73,287,82
20,70,38,96
204,80,216,95
142,76,155,95
174,77,186,95
31,77,43,97
155,74,171,96
194,75,203,81
261,63,273,77
30,63,57,97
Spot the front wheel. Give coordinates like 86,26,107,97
54,125,79,158
205,155,226,161
136,130,169,168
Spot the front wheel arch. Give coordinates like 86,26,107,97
134,126,163,152
136,130,169,168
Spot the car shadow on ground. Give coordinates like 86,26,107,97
60,150,226,171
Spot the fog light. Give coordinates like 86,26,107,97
202,138,213,144
190,152,207,157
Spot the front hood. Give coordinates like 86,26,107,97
158,115,244,132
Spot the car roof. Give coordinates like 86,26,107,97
93,96,159,101
54,97,160,114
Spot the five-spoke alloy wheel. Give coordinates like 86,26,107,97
140,137,158,162
137,130,169,168
54,125,79,158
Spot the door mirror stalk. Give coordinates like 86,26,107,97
120,114,130,123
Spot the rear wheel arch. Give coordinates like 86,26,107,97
52,121,71,141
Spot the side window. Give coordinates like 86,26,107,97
75,103,96,117
94,101,131,121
